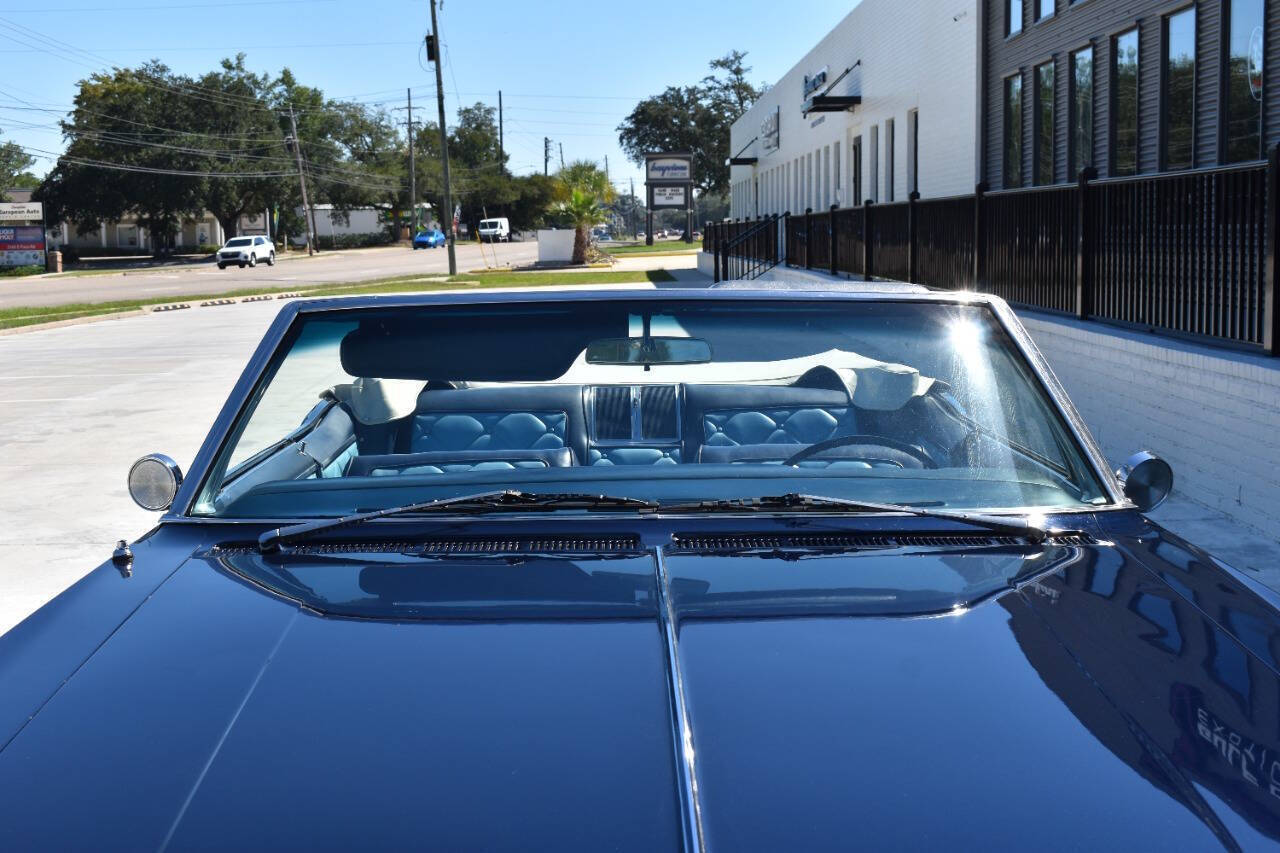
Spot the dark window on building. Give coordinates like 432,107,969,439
1163,7,1196,170
1004,73,1023,188
908,109,920,194
1225,0,1264,162
1037,0,1054,21
1007,0,1023,36
886,117,895,202
852,136,863,204
870,125,880,202
1112,29,1140,176
1070,46,1094,179
1035,61,1055,184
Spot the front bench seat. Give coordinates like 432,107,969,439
683,384,856,461
697,442,926,469
347,447,574,477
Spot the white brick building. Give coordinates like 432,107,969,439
729,0,980,219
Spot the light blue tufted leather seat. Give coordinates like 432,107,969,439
407,386,589,463
410,411,568,452
701,406,855,447
588,447,682,466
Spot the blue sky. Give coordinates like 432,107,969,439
0,0,857,194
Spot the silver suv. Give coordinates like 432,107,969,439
217,235,275,269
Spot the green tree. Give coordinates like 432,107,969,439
36,62,210,253
0,142,36,199
506,174,558,231
617,51,763,196
552,160,613,264
558,188,606,265
195,55,290,241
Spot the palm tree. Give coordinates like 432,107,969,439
558,188,606,265
553,160,615,265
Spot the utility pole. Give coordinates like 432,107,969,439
287,105,314,257
407,87,418,234
428,0,456,274
498,90,504,170
559,142,565,170
544,137,551,175
630,176,636,239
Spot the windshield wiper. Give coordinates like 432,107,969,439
661,493,1052,543
258,489,659,553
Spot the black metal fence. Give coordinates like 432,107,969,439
708,149,1280,354
711,215,785,282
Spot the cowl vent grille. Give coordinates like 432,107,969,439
669,531,1096,552
211,535,642,557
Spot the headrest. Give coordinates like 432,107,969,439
793,352,934,411
329,377,423,425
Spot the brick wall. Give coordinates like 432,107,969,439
1020,311,1280,540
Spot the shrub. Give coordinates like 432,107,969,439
315,232,395,250
0,264,46,277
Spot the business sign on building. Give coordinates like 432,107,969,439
0,224,45,267
646,155,692,182
803,67,828,99
651,185,687,208
761,106,780,153
0,201,42,222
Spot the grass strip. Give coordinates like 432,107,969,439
605,242,700,255
0,269,675,330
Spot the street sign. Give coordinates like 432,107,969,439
0,201,42,222
643,152,694,245
0,222,44,267
651,186,687,208
646,156,692,182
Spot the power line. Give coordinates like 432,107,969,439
0,0,337,9
0,41,418,54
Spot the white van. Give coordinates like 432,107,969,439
478,217,511,243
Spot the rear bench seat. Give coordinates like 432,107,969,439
347,385,590,476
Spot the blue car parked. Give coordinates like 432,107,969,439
412,228,446,249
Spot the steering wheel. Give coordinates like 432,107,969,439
782,434,935,468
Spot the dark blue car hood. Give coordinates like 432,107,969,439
1,512,1279,851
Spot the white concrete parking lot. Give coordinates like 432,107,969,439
2,281,1278,636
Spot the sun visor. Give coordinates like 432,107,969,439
339,310,627,381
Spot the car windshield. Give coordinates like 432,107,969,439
191,297,1109,518
480,220,499,228
224,238,253,247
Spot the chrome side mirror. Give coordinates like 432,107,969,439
1115,451,1173,512
128,454,183,512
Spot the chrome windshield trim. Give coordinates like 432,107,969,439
984,297,1125,506
654,548,706,853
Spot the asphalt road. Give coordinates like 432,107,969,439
0,241,541,309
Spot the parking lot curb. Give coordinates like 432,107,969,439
0,309,147,337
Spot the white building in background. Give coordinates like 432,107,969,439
728,0,979,219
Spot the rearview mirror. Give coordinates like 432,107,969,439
586,337,711,366
128,454,183,512
1115,451,1173,512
